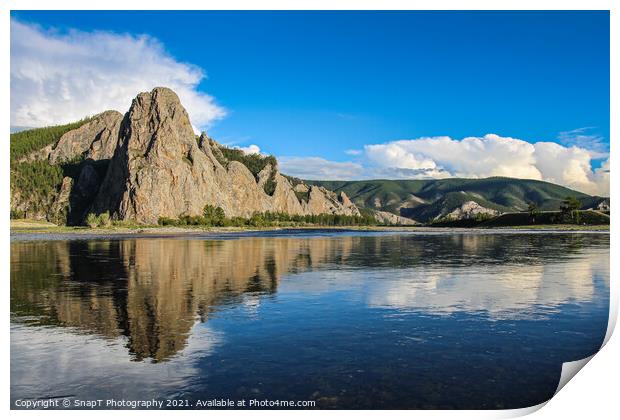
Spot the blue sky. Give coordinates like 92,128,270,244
10,11,610,194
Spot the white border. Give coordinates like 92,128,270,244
2,1,617,420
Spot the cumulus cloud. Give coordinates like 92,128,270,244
365,134,545,180
592,158,610,194
362,134,609,195
279,134,610,196
10,19,225,131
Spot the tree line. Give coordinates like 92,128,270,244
157,205,378,227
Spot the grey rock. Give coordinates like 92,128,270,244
49,111,123,164
49,177,74,224
440,201,500,220
374,210,418,225
92,87,360,224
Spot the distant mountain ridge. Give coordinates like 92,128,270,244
307,178,609,223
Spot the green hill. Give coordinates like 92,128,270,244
307,178,608,222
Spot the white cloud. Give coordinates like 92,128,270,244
278,134,610,196
234,144,262,155
366,250,607,319
557,127,607,154
592,158,610,194
362,134,609,195
345,149,363,156
10,19,226,131
278,157,364,180
365,134,545,180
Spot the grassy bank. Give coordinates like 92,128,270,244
10,218,379,234
11,218,609,236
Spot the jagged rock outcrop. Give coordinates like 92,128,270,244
49,111,123,164
441,201,500,220
92,87,360,223
337,191,359,215
17,144,54,163
49,177,74,224
17,111,123,165
374,210,418,225
15,111,122,165
595,199,610,211
11,87,360,225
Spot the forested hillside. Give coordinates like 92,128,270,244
309,178,608,222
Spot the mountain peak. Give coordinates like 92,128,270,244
87,87,360,223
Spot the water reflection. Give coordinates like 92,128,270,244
10,232,609,409
11,234,608,362
365,251,609,318
11,237,354,361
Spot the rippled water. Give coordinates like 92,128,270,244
10,231,609,409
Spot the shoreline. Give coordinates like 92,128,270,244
10,220,610,241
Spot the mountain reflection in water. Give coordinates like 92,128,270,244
10,232,609,409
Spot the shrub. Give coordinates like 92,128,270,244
85,212,112,228
158,217,177,226
560,196,582,223
203,205,226,226
263,172,277,196
86,213,99,228
248,213,267,227
295,190,310,203
10,209,25,219
98,212,111,227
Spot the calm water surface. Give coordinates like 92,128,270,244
10,231,609,409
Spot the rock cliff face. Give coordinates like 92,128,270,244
441,201,499,220
49,111,123,164
90,87,359,223
11,87,360,225
373,210,418,225
16,111,122,165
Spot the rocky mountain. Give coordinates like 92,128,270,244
309,179,609,223
11,86,608,226
10,87,359,225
